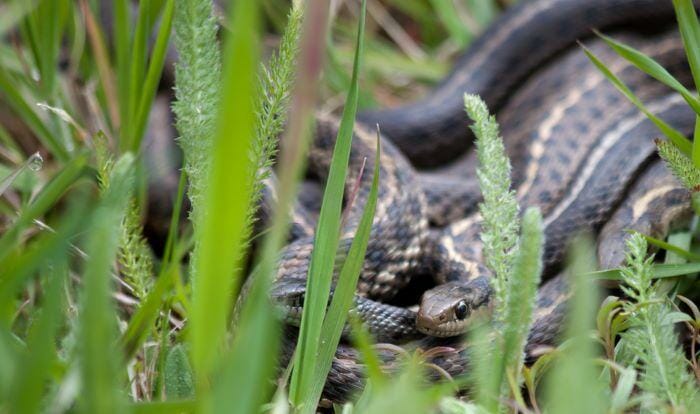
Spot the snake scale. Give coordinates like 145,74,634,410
259,0,698,403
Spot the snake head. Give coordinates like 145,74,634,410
416,276,493,337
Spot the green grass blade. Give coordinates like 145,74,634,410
188,0,260,392
673,0,700,166
0,154,87,262
640,233,700,262
589,262,700,281
582,44,693,155
305,128,378,410
289,0,364,406
360,358,445,414
496,207,543,406
221,1,333,411
595,31,700,116
121,0,152,151
693,118,700,168
673,0,700,88
78,154,134,414
210,279,279,414
428,0,471,47
0,194,90,321
349,316,386,387
0,0,38,37
130,400,196,414
0,69,69,160
114,0,130,122
119,263,175,360
24,0,68,99
10,262,66,414
543,238,606,414
130,0,175,153
81,0,121,130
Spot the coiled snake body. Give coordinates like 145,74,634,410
267,0,697,403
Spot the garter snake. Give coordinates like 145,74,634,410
267,0,696,402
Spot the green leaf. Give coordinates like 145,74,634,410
641,232,700,262
589,262,700,281
582,44,693,155
595,31,700,117
164,344,195,399
289,0,364,407
609,366,637,412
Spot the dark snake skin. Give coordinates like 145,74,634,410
357,0,686,168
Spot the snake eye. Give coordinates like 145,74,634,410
455,301,469,320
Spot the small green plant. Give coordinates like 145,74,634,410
617,233,697,410
464,94,545,412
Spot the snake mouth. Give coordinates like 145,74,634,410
416,312,468,337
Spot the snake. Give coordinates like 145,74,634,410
130,0,698,404
260,0,699,403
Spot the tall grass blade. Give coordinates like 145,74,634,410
289,0,365,406
595,31,700,117
10,262,66,414
188,0,260,393
673,0,700,88
222,0,330,411
122,0,151,151
0,68,69,160
497,207,543,404
672,0,700,166
81,0,120,131
305,132,377,409
544,238,606,414
78,154,134,414
582,45,693,155
129,0,175,153
114,0,130,126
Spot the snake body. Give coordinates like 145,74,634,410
357,0,685,168
267,1,697,403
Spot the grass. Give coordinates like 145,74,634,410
0,0,698,413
